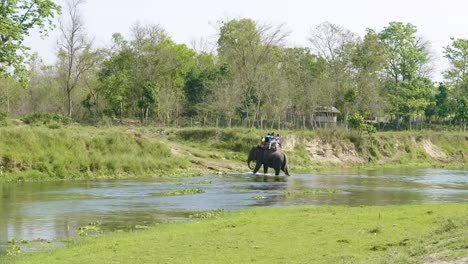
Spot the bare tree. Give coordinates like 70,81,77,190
308,21,357,62
58,0,96,117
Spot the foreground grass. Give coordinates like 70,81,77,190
5,204,468,264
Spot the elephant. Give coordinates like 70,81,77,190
247,146,290,176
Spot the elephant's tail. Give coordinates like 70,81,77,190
283,155,290,176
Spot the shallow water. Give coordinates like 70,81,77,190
0,168,467,252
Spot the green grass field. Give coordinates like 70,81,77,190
4,204,467,264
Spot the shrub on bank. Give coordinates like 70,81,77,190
22,113,72,126
0,111,8,127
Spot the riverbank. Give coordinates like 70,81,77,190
0,126,466,182
4,204,467,264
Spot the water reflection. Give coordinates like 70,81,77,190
0,168,467,252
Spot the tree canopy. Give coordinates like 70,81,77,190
0,0,61,79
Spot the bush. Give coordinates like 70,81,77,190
0,111,8,126
22,112,72,126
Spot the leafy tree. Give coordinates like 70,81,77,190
217,18,289,127
281,47,327,128
184,52,219,117
454,97,468,131
434,83,451,120
444,38,468,98
379,22,430,82
138,82,158,121
99,33,133,118
386,77,434,129
444,38,468,130
351,29,388,118
0,0,61,79
379,22,433,128
348,112,376,137
99,24,197,124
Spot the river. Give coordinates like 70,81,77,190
0,168,467,253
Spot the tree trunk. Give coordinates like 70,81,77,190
303,113,306,130
67,89,72,117
120,101,123,121
5,81,10,113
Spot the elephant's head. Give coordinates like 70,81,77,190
247,146,262,169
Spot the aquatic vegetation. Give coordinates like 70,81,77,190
6,244,21,256
282,188,343,196
189,180,212,185
134,225,150,230
188,209,226,219
150,188,205,197
78,221,102,237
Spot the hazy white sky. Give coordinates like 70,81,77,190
26,0,468,80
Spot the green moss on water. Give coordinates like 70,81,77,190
282,188,343,196
150,188,205,197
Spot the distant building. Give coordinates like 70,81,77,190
313,106,340,124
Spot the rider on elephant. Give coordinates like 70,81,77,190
260,133,281,149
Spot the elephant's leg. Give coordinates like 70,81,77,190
263,165,269,174
253,162,262,174
273,164,281,176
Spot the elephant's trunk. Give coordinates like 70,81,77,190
247,146,256,169
247,156,254,169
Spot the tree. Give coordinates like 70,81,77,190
308,22,359,125
379,22,430,82
57,0,97,117
379,22,434,128
217,18,289,127
444,38,468,97
281,47,327,128
308,21,357,62
454,97,468,131
183,52,218,118
444,38,468,131
0,0,60,79
434,83,450,121
208,67,242,128
386,77,434,129
99,33,133,118
351,29,388,118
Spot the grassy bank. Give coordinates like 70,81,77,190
0,126,466,182
4,204,467,264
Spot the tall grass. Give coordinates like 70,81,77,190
0,126,190,181
0,126,466,181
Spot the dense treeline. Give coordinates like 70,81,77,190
0,1,467,131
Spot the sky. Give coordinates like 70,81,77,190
25,0,468,81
